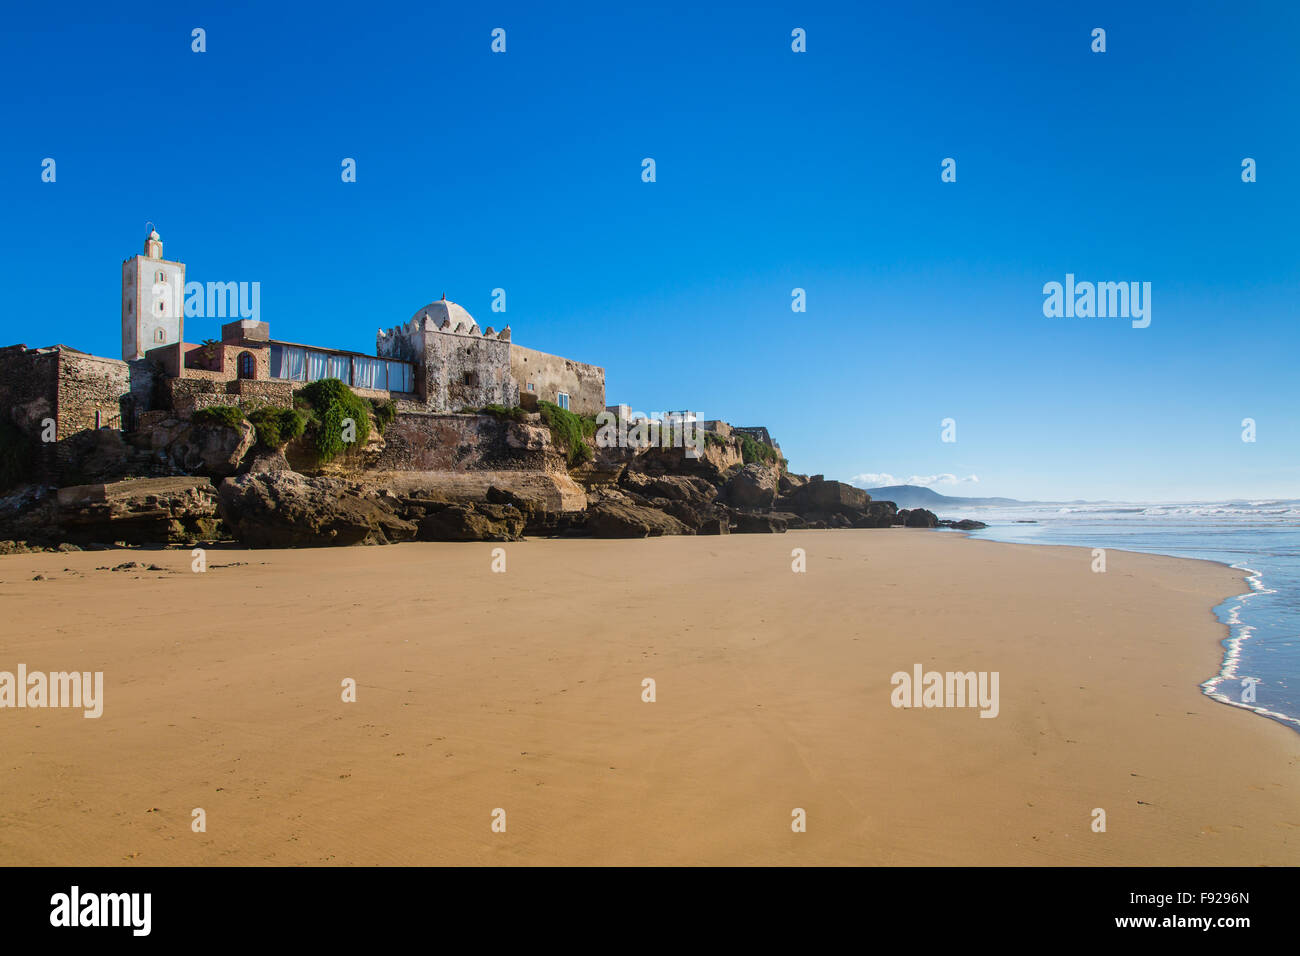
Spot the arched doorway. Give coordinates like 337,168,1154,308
237,351,257,379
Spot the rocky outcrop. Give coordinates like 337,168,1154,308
851,501,898,528
587,500,691,538
372,412,566,474
780,475,869,515
778,472,808,495
416,502,525,541
217,472,416,548
724,463,780,510
0,477,223,546
146,417,256,477
899,508,939,528
938,518,988,531
730,511,787,534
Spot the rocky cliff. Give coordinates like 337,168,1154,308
0,398,982,550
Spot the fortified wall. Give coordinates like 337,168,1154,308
510,344,605,417
377,300,517,412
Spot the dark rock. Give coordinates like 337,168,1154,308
2,478,225,547
782,475,869,516
217,472,416,547
778,472,808,495
732,512,787,534
621,471,718,505
901,508,939,529
418,502,524,541
851,501,898,528
938,518,988,531
724,463,780,510
768,510,809,530
587,501,691,538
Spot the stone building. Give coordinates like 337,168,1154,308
121,230,184,361
376,300,516,412
0,228,607,458
510,345,606,417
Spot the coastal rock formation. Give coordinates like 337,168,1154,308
587,500,691,538
779,475,869,515
217,471,416,548
899,508,940,528
725,463,780,510
0,477,222,546
416,502,525,542
852,501,898,528
147,417,256,478
730,511,787,534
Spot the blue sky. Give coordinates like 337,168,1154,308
2,0,1296,501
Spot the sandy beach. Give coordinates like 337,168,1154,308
0,529,1295,866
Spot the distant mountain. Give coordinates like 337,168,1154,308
862,485,1030,510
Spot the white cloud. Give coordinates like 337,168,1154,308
849,473,980,488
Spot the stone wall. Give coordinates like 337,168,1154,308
510,344,605,417
56,350,132,436
165,377,295,413
372,412,563,473
0,345,60,438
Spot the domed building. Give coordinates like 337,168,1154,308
378,296,605,416
0,229,606,469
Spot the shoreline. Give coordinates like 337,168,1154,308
1,530,1296,865
952,526,1300,735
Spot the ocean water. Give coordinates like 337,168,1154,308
935,500,1300,733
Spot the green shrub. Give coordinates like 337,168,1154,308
740,434,779,466
477,403,528,423
539,401,594,467
192,405,246,430
0,420,36,490
371,398,397,434
296,378,372,463
704,431,728,449
247,406,306,448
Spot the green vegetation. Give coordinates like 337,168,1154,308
371,398,397,434
192,405,246,430
0,420,36,490
704,431,728,449
740,434,780,467
247,406,306,448
296,378,372,464
476,403,528,423
538,401,596,467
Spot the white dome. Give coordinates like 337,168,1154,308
410,298,475,330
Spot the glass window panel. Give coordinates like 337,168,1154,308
306,350,328,382
285,347,306,381
327,354,351,383
387,361,411,392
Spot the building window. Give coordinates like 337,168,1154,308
463,371,478,387
157,300,166,314
527,383,535,392
156,271,166,283
237,351,256,379
156,329,165,343
557,392,570,410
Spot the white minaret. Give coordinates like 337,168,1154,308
122,227,185,360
